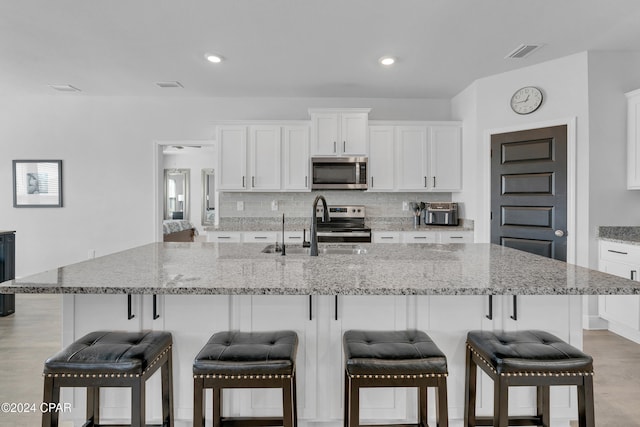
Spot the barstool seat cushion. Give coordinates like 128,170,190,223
43,330,172,375
343,330,448,376
193,330,298,376
467,330,593,375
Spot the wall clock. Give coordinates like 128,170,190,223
510,86,543,115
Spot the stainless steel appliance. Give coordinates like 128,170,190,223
315,205,371,242
424,202,459,226
311,157,368,190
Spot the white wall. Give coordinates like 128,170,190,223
451,52,591,267
0,96,450,277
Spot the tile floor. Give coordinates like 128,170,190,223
1,294,639,426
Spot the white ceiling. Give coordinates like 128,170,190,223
3,0,640,99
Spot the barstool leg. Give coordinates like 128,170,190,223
86,386,100,425
536,385,550,427
419,385,427,427
212,385,222,427
292,373,298,427
463,346,477,427
162,352,174,427
493,376,509,427
349,377,360,427
283,377,294,427
193,377,205,427
42,376,56,427
578,375,595,427
130,378,146,427
436,376,449,427
344,372,350,427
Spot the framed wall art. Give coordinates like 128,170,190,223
12,160,63,207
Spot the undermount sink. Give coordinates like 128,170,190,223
261,244,368,255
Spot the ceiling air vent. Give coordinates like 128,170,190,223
49,84,81,92
505,44,542,59
156,81,183,88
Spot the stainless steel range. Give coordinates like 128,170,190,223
315,205,371,243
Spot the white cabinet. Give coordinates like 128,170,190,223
309,109,370,156
429,126,462,191
249,125,281,191
243,231,279,243
368,126,395,191
283,125,310,191
207,231,242,242
439,230,474,243
284,230,305,243
396,126,429,190
402,231,438,244
371,231,401,243
598,240,640,342
217,126,248,190
394,124,462,192
627,89,640,189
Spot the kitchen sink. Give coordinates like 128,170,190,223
261,244,368,255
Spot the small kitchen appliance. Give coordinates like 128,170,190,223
424,202,459,226
315,205,371,242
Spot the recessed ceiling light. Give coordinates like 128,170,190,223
156,81,183,88
379,56,396,66
49,84,81,92
205,54,223,64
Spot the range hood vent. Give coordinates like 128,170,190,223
505,44,542,59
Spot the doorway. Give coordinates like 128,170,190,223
490,125,568,261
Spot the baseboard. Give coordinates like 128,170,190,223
583,315,609,330
607,321,640,344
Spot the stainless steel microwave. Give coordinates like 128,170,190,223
311,157,368,190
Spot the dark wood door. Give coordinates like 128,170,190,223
491,125,567,261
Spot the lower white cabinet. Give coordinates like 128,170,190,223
243,231,279,243
207,231,242,242
402,231,438,244
438,230,474,243
598,240,640,343
371,231,401,243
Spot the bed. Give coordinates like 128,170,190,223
162,220,198,242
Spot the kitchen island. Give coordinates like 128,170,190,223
2,242,639,427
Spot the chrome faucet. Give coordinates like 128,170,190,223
310,195,330,256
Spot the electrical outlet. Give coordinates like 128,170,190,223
402,201,409,211
271,200,278,211
236,201,244,211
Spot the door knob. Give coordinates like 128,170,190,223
554,230,566,237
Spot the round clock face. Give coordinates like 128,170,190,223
510,86,543,114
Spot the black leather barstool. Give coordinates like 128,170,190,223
343,330,449,427
193,330,299,427
42,330,174,427
464,330,595,427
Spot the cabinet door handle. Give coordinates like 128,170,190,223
309,295,313,321
343,141,346,152
424,176,427,187
253,236,268,240
413,236,427,240
510,295,518,321
252,176,255,187
449,236,464,239
631,270,637,281
334,141,337,153
334,295,339,321
288,236,301,240
371,176,374,188
486,295,493,320
433,176,436,187
217,236,231,239
153,294,160,320
305,176,308,188
608,249,628,255
242,176,245,188
381,236,394,240
127,294,135,320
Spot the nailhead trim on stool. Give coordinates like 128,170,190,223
464,330,595,427
41,330,174,427
192,330,299,427
343,330,449,427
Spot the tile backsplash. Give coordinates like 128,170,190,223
219,191,453,218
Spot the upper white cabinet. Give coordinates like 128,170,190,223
394,124,462,192
283,125,310,191
217,126,247,190
627,89,640,189
249,125,281,191
368,126,395,191
309,108,370,155
429,126,462,191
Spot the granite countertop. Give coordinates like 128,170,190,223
2,242,639,296
598,226,640,246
